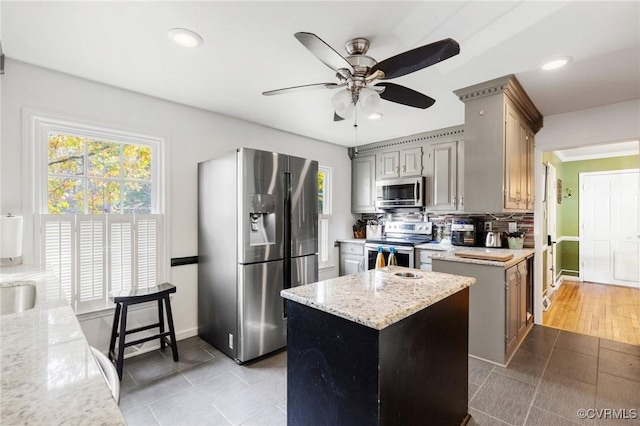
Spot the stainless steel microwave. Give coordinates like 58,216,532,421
375,177,425,208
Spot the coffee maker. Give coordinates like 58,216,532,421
451,218,484,247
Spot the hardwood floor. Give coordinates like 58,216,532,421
543,279,640,346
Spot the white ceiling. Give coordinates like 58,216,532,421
2,1,639,148
555,140,640,162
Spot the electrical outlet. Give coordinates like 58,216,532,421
508,222,517,233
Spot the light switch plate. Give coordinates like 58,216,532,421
508,222,517,233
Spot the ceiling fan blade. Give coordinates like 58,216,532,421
294,32,355,74
333,112,345,122
372,38,460,80
374,83,435,109
262,82,342,96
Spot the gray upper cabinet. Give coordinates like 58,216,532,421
425,141,457,211
454,75,542,213
351,155,377,213
424,141,464,211
377,151,400,179
376,147,423,180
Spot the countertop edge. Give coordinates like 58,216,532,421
282,266,475,330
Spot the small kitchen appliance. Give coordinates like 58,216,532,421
485,232,504,248
451,219,484,247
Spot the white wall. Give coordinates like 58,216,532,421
1,59,356,352
536,99,640,150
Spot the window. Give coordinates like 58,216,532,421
31,113,165,314
318,166,333,269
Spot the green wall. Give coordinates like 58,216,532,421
554,154,638,274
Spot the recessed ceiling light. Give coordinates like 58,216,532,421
542,56,572,71
167,28,203,48
367,112,383,120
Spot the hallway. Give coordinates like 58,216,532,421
543,280,640,346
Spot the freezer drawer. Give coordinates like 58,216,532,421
238,260,286,362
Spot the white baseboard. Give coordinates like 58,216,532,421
561,274,580,282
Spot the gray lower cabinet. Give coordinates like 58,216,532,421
339,242,365,276
433,256,532,365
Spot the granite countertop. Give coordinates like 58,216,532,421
337,238,366,244
429,247,535,268
281,265,475,330
0,264,125,425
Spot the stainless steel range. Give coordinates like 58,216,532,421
364,221,432,270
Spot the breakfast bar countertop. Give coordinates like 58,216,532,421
281,265,475,330
0,264,125,425
429,247,535,268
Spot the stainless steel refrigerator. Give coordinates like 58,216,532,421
198,148,318,363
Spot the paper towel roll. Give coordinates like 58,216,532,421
1,215,23,258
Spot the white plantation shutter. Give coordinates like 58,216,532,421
42,215,75,303
108,215,134,295
76,215,107,313
40,213,163,313
136,215,162,290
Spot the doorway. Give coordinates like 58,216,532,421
541,143,640,345
580,169,640,287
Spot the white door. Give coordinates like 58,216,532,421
581,170,639,287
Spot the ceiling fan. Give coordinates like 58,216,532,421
262,32,460,121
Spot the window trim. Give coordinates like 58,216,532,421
24,108,170,305
318,165,334,270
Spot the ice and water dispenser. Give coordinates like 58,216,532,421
248,194,276,246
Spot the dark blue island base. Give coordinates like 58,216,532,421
286,287,470,426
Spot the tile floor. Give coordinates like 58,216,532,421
119,325,640,426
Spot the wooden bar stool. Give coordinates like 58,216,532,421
108,283,179,380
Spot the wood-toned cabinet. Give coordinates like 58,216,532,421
339,242,365,276
424,141,463,211
505,260,528,356
376,147,422,180
504,102,535,210
454,75,542,213
351,155,377,213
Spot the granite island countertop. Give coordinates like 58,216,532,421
281,265,475,330
429,247,535,268
0,264,125,425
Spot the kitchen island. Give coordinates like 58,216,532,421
0,265,125,425
281,265,475,426
432,248,535,365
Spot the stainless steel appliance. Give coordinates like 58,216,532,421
365,221,432,269
451,219,484,247
375,177,425,209
198,148,318,363
485,232,504,247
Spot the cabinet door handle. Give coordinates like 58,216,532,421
395,166,399,173
459,195,464,208
402,165,406,173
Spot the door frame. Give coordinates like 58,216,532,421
578,168,640,285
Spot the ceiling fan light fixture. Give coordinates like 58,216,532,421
359,87,382,118
542,56,571,70
331,90,354,119
167,28,203,47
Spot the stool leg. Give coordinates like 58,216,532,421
158,298,165,350
108,303,121,361
164,295,179,362
116,303,129,380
